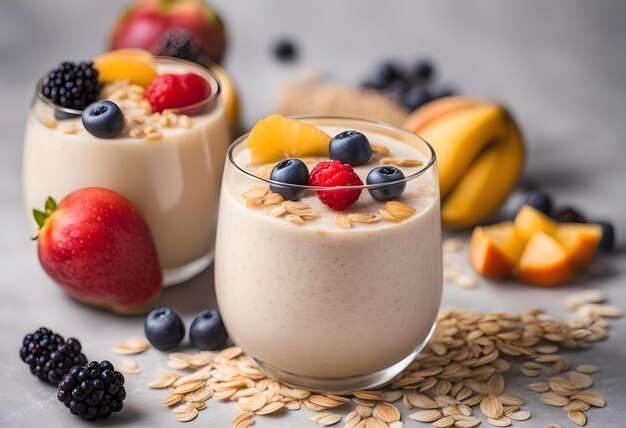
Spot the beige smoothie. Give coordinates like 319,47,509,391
215,119,442,387
23,59,230,274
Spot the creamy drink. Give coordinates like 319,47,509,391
23,53,230,284
215,116,442,392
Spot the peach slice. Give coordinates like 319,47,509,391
554,223,602,267
514,205,558,243
517,231,577,286
470,221,523,278
94,48,158,88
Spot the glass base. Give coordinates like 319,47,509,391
162,250,214,287
252,322,437,394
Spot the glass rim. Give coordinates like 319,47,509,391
227,116,437,191
34,55,221,115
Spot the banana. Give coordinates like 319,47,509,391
403,96,525,229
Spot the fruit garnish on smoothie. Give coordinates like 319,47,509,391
242,115,425,224
38,49,214,140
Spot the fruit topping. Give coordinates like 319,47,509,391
93,48,158,88
248,115,330,164
190,309,228,350
273,38,298,62
554,206,587,223
82,101,124,138
366,166,406,201
145,72,211,113
20,327,88,384
34,188,162,313
144,308,185,351
269,159,309,201
57,360,125,420
42,61,100,110
308,160,363,211
521,190,552,215
329,130,372,166
153,29,202,62
595,220,615,251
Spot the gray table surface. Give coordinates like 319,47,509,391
1,1,625,427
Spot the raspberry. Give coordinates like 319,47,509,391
145,73,211,113
308,160,363,210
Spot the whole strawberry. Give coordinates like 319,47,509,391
33,188,162,313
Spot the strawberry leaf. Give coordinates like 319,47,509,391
45,197,57,215
33,209,46,228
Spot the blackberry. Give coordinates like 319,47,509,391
41,61,100,110
554,206,587,223
154,29,202,63
57,360,126,421
20,327,88,384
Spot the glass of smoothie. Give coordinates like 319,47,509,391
215,115,442,392
23,51,230,285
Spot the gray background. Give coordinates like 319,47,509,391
1,1,625,427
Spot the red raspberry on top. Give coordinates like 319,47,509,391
145,73,211,113
308,160,363,210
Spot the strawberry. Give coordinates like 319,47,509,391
145,72,211,113
33,188,162,313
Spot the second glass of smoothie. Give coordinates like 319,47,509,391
215,117,442,392
23,56,230,285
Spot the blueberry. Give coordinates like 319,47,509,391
81,100,124,138
522,190,552,215
377,61,404,85
144,308,185,351
403,86,433,110
329,131,372,166
269,159,309,201
273,38,298,62
595,220,615,251
412,58,435,81
189,309,228,351
366,166,406,201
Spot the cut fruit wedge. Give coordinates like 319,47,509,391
94,48,158,88
554,223,602,267
469,221,523,278
514,205,558,243
517,231,577,286
248,115,330,164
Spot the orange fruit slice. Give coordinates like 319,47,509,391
94,49,158,88
248,115,330,164
517,231,577,286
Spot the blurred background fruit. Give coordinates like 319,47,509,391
404,96,525,229
109,1,239,132
110,0,226,64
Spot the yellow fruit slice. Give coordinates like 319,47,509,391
554,223,602,267
210,63,239,131
248,115,330,164
469,221,523,278
514,205,558,243
94,48,158,88
517,231,577,286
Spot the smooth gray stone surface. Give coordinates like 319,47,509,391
1,1,625,427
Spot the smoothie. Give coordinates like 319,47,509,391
23,54,230,283
215,117,442,391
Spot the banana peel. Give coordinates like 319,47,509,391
404,96,525,229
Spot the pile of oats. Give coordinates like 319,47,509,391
142,290,619,427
